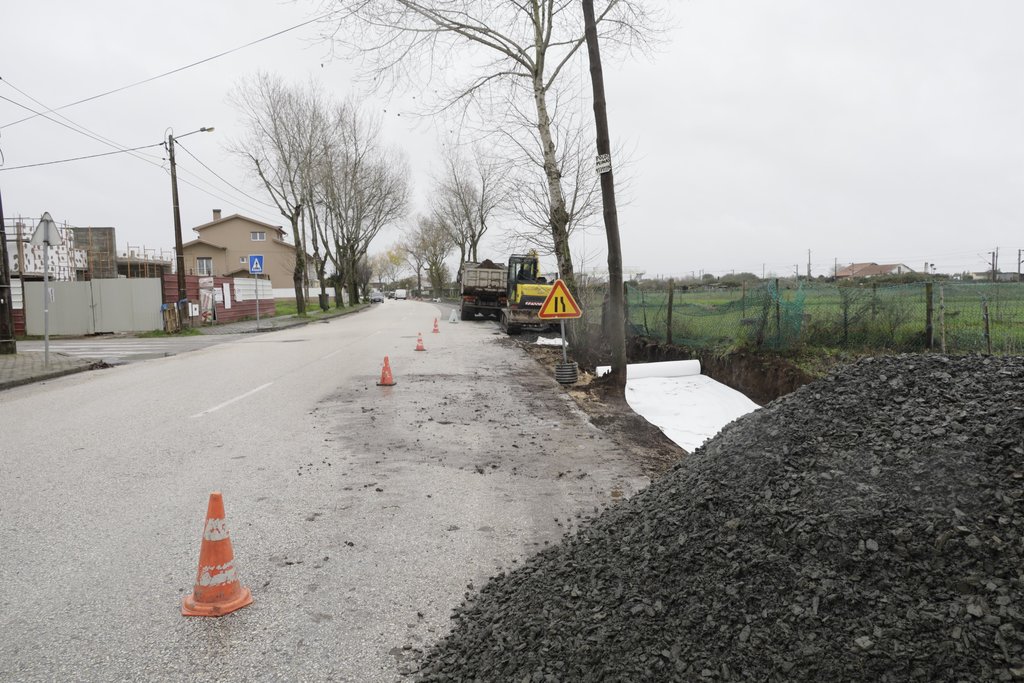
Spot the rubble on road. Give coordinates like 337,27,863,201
417,354,1024,682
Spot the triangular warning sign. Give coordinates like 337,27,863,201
538,279,583,319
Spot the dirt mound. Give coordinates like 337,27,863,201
416,354,1024,681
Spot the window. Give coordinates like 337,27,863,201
197,257,213,276
250,231,266,241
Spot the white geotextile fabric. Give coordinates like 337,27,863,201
595,361,758,452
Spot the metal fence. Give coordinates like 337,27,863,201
624,280,1024,355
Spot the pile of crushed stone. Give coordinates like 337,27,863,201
417,355,1024,681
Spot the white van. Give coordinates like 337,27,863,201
394,289,408,300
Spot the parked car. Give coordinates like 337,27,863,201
394,289,408,300
369,290,385,304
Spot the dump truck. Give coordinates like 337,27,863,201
459,259,507,321
460,253,554,334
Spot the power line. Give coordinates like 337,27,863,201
164,161,281,226
0,143,163,171
0,92,166,163
0,79,167,166
0,79,276,219
173,139,276,209
0,12,334,130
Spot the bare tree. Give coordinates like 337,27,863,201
434,145,505,277
369,247,405,287
419,215,455,296
318,102,411,305
403,215,454,296
232,73,326,314
317,0,658,294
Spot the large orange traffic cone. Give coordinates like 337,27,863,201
377,355,397,386
182,491,254,617
415,333,426,352
432,318,440,334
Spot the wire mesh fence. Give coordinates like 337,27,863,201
622,280,1024,355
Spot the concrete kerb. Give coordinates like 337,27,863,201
0,354,102,392
195,305,368,335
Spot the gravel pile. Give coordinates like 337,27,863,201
417,355,1024,682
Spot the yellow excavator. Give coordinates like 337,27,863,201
501,252,553,335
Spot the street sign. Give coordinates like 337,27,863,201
538,279,583,319
595,153,612,175
248,254,264,275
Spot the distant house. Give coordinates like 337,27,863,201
835,263,915,279
181,210,314,291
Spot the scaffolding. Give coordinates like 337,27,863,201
3,216,86,281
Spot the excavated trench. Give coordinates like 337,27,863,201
626,337,816,406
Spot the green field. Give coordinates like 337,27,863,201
621,281,1024,355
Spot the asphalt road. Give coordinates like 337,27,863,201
0,300,648,682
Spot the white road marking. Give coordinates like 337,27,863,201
190,382,273,418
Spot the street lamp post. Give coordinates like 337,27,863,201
166,127,213,327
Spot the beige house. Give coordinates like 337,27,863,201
181,210,314,290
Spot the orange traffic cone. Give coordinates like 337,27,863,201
432,318,440,334
377,355,397,386
415,333,426,352
182,492,254,617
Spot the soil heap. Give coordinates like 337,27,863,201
417,355,1024,682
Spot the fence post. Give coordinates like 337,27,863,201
925,282,933,350
622,281,630,337
774,278,781,347
939,285,947,353
666,278,674,346
982,298,991,355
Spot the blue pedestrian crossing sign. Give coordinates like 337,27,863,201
248,254,264,275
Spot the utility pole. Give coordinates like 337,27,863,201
990,248,998,282
807,249,811,280
583,0,626,393
167,127,213,327
0,188,16,354
1018,248,1022,282
168,132,187,316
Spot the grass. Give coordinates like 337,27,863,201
138,327,203,338
626,281,1024,355
274,298,369,318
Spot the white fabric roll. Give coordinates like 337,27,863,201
595,359,701,379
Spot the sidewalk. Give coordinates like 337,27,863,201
0,352,101,392
1,307,361,391
194,306,358,335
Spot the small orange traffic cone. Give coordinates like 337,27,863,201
415,333,426,352
182,492,254,617
377,355,397,386
432,318,440,334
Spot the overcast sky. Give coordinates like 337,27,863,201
2,1,1022,279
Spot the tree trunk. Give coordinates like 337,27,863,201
289,212,306,315
531,75,575,294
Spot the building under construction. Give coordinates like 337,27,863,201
3,219,173,281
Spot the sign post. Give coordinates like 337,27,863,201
538,278,583,384
30,212,63,367
248,254,264,331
